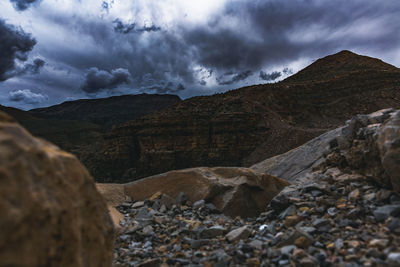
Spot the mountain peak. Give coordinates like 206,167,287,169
285,50,399,83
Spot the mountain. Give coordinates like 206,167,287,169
0,94,182,180
30,94,181,129
98,50,400,182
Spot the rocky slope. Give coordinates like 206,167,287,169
0,112,114,267
30,93,181,130
100,50,400,182
110,109,400,266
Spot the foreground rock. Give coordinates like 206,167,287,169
0,112,114,267
124,167,289,218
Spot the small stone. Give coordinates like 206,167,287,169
278,260,289,265
249,240,263,250
193,200,205,209
347,240,360,248
141,225,154,236
363,193,376,202
259,224,268,231
205,203,219,213
373,205,400,222
246,258,260,266
334,238,344,250
226,226,252,242
201,225,226,238
326,243,334,249
284,215,300,227
299,207,310,214
388,253,400,265
280,245,296,255
176,192,188,205
312,218,330,231
132,201,145,209
311,190,323,197
149,191,162,201
159,194,175,209
136,207,151,220
368,239,389,249
348,189,360,201
327,207,338,216
191,239,212,249
292,248,308,259
376,189,392,202
299,257,317,267
158,245,167,253
300,227,317,235
295,236,310,249
278,205,297,219
388,218,400,233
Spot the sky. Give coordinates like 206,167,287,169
0,0,400,109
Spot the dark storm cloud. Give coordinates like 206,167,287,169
217,70,253,85
6,0,400,109
259,67,294,81
9,0,42,11
283,68,293,75
181,0,400,73
113,19,161,34
20,58,45,75
259,71,281,81
81,67,132,93
0,19,36,81
8,89,48,104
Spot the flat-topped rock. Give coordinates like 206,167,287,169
124,167,289,218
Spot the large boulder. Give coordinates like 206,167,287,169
252,108,400,192
378,110,400,192
0,112,114,267
251,127,342,183
124,167,289,218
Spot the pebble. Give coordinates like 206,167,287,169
226,226,252,242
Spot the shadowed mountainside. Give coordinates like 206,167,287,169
30,94,181,130
0,94,182,180
99,50,400,182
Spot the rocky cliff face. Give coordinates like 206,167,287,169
1,94,182,182
99,51,400,182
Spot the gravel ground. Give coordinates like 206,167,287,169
113,168,400,267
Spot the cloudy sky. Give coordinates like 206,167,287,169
1,0,400,109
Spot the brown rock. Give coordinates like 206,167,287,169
0,113,114,267
124,167,289,217
96,183,127,231
285,216,301,227
295,236,311,249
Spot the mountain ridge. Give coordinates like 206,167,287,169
29,93,181,130
98,50,400,182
